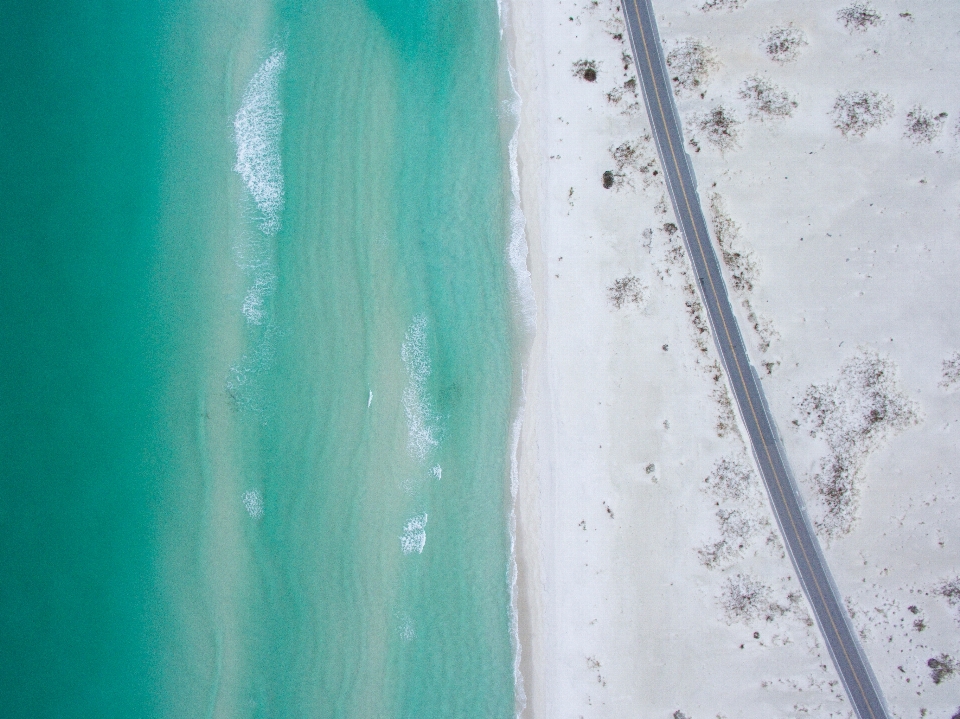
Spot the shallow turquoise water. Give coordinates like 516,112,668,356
0,1,520,717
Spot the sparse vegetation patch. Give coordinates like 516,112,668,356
720,574,802,624
682,281,711,354
838,3,882,33
704,455,757,502
743,299,779,353
698,509,758,568
941,352,960,389
928,654,957,685
611,139,646,172
718,508,760,540
709,194,757,293
586,0,627,42
832,91,893,137
572,59,599,82
606,77,640,113
608,275,646,309
797,349,920,537
694,106,741,152
608,136,660,190
904,106,948,144
762,25,808,63
709,195,776,352
667,39,718,95
606,86,623,104
739,76,797,119
936,578,960,613
720,574,772,623
698,453,776,570
700,0,746,11
713,385,738,438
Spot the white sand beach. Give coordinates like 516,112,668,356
506,1,960,717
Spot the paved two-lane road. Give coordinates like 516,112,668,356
621,2,890,718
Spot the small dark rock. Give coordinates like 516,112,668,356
602,171,615,189
583,67,597,82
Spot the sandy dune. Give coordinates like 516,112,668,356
506,1,960,717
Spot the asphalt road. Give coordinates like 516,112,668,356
621,2,891,718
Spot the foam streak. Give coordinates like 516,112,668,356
400,513,428,555
234,49,286,236
401,315,438,461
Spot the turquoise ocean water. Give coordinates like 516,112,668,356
0,1,526,716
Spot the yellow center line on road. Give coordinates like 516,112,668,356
626,1,879,716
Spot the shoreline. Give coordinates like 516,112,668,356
501,0,548,715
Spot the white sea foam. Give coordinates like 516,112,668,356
397,614,416,641
400,513,428,554
226,330,277,419
507,375,527,716
231,224,277,325
401,315,438,461
234,49,286,236
505,63,537,331
499,5,532,710
401,465,441,495
241,273,275,325
242,489,264,519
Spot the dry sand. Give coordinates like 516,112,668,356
505,1,960,718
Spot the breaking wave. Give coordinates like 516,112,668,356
499,4,534,712
241,273,276,325
242,489,264,519
400,513,428,555
225,328,277,420
234,49,286,236
401,315,439,461
507,377,527,716
396,612,416,641
505,63,536,330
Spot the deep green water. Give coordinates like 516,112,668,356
0,1,522,717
